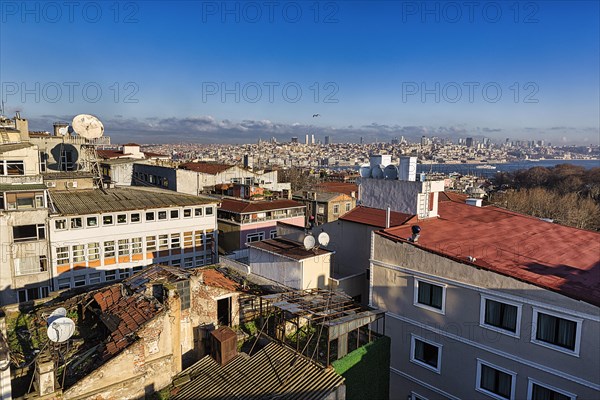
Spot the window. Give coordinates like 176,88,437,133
246,232,264,243
4,160,25,175
104,241,115,258
476,360,516,400
333,204,340,214
71,218,83,229
146,236,157,252
527,379,575,400
103,215,114,225
480,296,521,336
39,256,48,272
158,211,167,220
184,257,194,268
183,231,193,248
270,230,277,239
194,231,203,247
35,194,44,208
194,207,203,217
118,268,130,279
54,219,67,231
132,265,144,273
410,393,429,400
117,214,127,224
159,234,169,250
56,246,69,264
118,239,130,256
345,202,351,212
73,275,86,287
170,233,181,248
105,270,117,281
17,287,49,303
414,278,446,314
206,206,213,215
410,336,442,373
195,256,205,267
170,209,179,219
89,272,101,284
57,278,71,290
176,280,191,310
317,205,325,214
183,208,192,218
13,224,45,242
130,213,141,223
86,216,98,227
532,309,581,354
146,211,155,221
132,238,142,254
88,243,100,260
72,245,85,263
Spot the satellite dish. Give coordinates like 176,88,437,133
58,127,68,136
384,165,398,180
318,232,330,247
303,235,316,250
47,317,75,343
47,307,67,324
72,114,104,140
359,164,371,178
371,164,385,179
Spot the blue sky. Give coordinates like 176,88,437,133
1,1,599,144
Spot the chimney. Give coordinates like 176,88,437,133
210,326,237,366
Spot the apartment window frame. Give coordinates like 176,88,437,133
158,210,167,220
145,211,155,221
89,272,102,285
410,335,442,374
345,202,351,212
4,160,25,176
476,359,517,400
183,208,192,218
194,207,203,217
480,295,522,338
103,215,114,226
146,236,157,252
171,233,181,249
55,219,67,230
104,241,116,258
132,237,142,254
57,278,71,290
205,206,213,215
118,268,131,279
105,270,117,281
70,217,83,229
158,234,169,250
170,209,179,219
72,245,85,263
73,275,86,287
333,204,340,215
13,224,46,242
526,378,576,400
88,242,100,261
246,232,265,243
413,277,446,315
270,230,277,239
130,213,141,223
56,246,69,265
86,216,98,228
117,214,127,224
118,239,130,256
531,308,582,356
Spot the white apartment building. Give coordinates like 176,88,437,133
48,187,219,290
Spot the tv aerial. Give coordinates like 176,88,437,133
71,114,105,188
47,317,75,344
303,234,316,250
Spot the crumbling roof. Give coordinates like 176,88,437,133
50,187,216,215
247,238,332,261
378,201,600,307
201,268,239,291
339,206,414,228
179,162,235,175
219,198,304,214
125,264,192,293
92,285,163,360
171,342,344,400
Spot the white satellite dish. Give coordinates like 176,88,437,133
72,114,104,140
384,165,398,180
58,126,69,136
303,235,316,250
47,317,75,343
318,232,330,247
47,307,67,324
359,164,371,178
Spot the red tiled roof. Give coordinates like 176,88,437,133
315,182,358,196
247,237,332,261
339,206,414,228
97,149,127,159
144,151,169,158
219,198,304,214
179,162,234,175
378,202,600,306
438,191,469,203
92,285,162,360
201,269,239,292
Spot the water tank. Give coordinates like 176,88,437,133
371,164,385,179
384,165,398,180
369,154,392,168
359,164,372,178
399,156,417,181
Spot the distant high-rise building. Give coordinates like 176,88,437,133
324,136,331,145
391,138,399,145
305,134,310,145
466,137,474,148
421,136,430,146
291,137,298,144
360,137,364,144
311,134,315,145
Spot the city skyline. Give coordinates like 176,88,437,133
1,1,599,145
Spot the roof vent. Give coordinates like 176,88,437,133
465,198,482,207
466,256,477,262
408,225,421,242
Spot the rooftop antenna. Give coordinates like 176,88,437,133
71,114,105,188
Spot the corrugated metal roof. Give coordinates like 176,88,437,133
0,183,47,191
0,142,34,153
339,206,414,228
220,198,304,214
50,187,217,215
172,342,344,400
247,238,332,261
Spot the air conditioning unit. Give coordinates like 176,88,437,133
66,181,78,188
46,181,56,188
